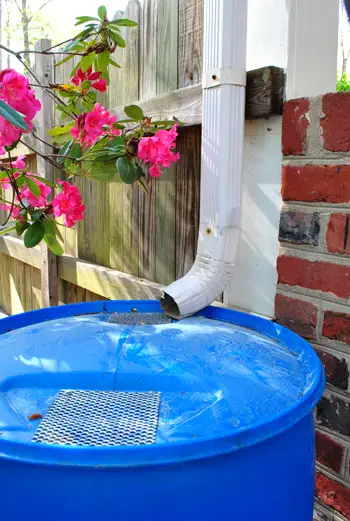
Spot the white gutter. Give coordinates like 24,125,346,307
161,0,248,319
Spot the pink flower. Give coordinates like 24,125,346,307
51,180,85,227
137,125,180,178
70,103,120,148
0,203,20,220
12,155,26,170
71,67,107,93
91,79,107,92
0,171,20,190
21,175,51,207
0,69,41,149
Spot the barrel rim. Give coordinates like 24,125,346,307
0,300,325,467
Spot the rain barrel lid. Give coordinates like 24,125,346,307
0,300,324,467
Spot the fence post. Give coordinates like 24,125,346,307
34,39,58,307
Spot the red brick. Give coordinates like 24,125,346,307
282,98,310,155
323,311,350,345
315,472,350,518
316,349,349,390
282,165,350,203
322,93,350,152
327,214,350,255
315,431,345,473
277,255,350,299
275,294,317,339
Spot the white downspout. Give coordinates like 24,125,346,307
161,0,248,319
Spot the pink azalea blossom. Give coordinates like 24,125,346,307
51,180,85,227
0,155,26,190
21,176,51,207
0,69,41,150
71,67,107,92
70,103,120,148
137,125,180,178
0,203,20,219
12,155,26,170
0,171,20,190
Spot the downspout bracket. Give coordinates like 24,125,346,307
202,68,247,89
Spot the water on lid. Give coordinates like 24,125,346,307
0,313,310,446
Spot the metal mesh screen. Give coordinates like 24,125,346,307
105,312,172,325
32,390,161,447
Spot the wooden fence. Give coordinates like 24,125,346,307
0,0,284,315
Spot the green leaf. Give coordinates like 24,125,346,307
55,54,75,67
109,30,126,48
43,218,55,238
0,225,16,236
137,176,149,194
57,140,73,164
117,157,142,184
109,136,125,148
98,5,107,20
24,221,45,248
0,99,28,131
16,177,26,188
63,39,79,52
44,234,64,256
124,104,144,121
30,209,45,221
43,220,64,255
47,121,75,136
75,15,100,26
52,220,64,241
108,57,121,68
15,221,29,236
25,177,41,197
80,52,96,72
70,142,83,159
100,69,110,85
82,98,94,112
88,161,117,181
29,175,55,188
151,120,182,126
109,18,138,27
48,122,75,137
96,50,110,71
0,170,10,180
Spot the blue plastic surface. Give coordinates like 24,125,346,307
0,300,325,521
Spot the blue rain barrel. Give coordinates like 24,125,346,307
0,300,324,521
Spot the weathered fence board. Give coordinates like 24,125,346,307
34,39,58,308
178,0,203,88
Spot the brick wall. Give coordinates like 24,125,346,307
276,93,350,521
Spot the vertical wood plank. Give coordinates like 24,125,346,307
34,39,58,307
122,0,141,105
110,2,141,276
138,0,158,282
154,0,178,285
175,126,201,279
178,0,203,88
108,10,125,109
140,0,158,100
109,9,128,273
156,0,178,94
